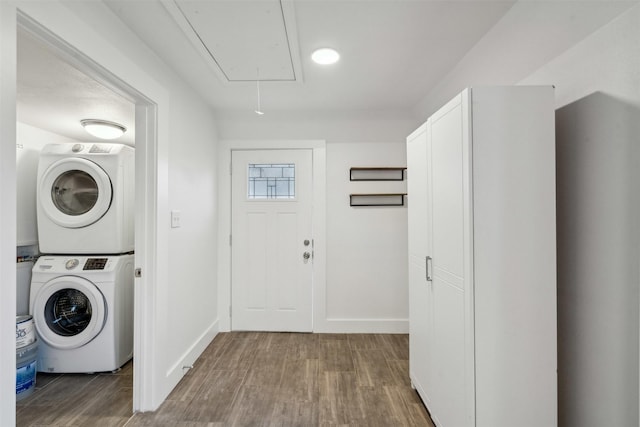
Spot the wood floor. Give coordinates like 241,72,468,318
17,332,434,427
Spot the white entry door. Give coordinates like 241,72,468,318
231,149,313,332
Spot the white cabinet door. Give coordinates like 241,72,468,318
408,86,556,427
407,122,433,405
428,92,474,427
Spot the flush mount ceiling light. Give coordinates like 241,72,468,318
311,48,340,65
80,119,127,140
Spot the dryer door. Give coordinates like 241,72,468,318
39,158,113,228
32,276,107,350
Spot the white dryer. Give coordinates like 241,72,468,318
29,254,134,373
37,143,134,254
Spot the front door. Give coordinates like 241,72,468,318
231,149,313,331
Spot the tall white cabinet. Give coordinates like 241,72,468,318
407,87,557,427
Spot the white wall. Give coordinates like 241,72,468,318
325,142,408,331
521,6,640,426
1,1,220,419
16,122,78,246
217,109,416,144
57,0,221,406
218,113,413,332
165,84,219,373
413,1,637,120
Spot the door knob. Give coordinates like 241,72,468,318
303,252,311,260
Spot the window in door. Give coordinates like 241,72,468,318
247,163,295,199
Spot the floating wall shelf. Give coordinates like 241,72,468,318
350,193,407,207
350,167,406,181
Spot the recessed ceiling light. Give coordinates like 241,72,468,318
80,119,126,140
311,48,340,65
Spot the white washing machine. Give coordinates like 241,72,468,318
37,143,134,254
29,254,134,373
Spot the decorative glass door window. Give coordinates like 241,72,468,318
248,163,295,199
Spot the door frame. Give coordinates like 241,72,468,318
1,4,169,423
230,149,314,332
217,140,327,332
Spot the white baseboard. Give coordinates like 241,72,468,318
316,318,409,333
220,318,409,334
164,319,219,385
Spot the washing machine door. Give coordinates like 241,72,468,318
32,276,107,350
39,157,113,228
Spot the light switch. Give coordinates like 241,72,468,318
171,210,181,228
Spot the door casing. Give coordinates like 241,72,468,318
230,149,314,332
1,6,169,423
217,140,327,332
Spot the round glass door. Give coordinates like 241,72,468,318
33,276,106,349
40,158,112,228
44,288,93,337
51,170,99,216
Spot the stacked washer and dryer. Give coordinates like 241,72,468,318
30,143,135,373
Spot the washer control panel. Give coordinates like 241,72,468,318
83,258,108,270
34,256,125,274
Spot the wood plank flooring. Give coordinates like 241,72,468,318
17,332,434,427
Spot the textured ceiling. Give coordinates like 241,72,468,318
17,27,135,145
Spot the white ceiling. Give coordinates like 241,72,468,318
15,0,638,142
169,0,301,81
106,0,517,113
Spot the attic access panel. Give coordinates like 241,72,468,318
172,0,297,82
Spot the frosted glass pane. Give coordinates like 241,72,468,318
248,163,295,199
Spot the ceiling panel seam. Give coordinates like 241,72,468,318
173,0,232,82
171,0,298,83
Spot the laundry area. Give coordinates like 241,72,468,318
14,28,136,404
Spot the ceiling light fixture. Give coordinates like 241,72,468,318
254,68,264,116
255,79,264,116
311,48,340,65
80,119,127,140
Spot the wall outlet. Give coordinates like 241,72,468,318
171,210,181,228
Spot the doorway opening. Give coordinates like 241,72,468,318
217,140,326,334
14,10,159,414
231,149,314,332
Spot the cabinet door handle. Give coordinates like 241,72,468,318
426,256,433,282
